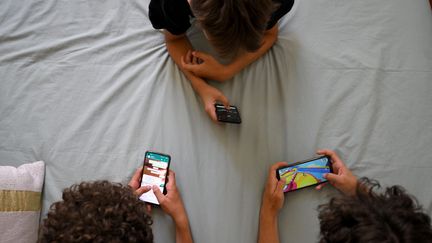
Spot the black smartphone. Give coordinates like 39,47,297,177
214,103,241,124
276,155,333,192
139,151,171,205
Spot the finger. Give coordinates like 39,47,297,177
181,55,187,67
268,161,289,188
216,94,230,108
317,149,336,156
316,149,336,157
181,60,199,73
205,104,218,122
186,50,193,64
315,183,327,190
181,53,196,69
317,149,344,169
269,161,289,174
192,54,198,65
152,185,164,203
316,149,341,163
324,173,342,186
166,170,176,187
146,204,152,213
275,179,285,194
192,51,210,61
135,185,152,196
181,53,188,65
183,51,189,64
128,167,143,188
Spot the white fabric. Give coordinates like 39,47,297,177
0,161,45,191
0,161,45,243
0,0,431,242
0,212,42,243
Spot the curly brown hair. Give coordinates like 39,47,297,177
38,181,153,243
318,178,432,243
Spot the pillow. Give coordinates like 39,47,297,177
0,161,45,243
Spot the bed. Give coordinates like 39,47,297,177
1,0,431,242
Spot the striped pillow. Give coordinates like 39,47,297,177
0,161,45,243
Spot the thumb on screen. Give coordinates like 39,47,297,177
152,185,164,202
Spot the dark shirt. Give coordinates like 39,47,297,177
149,0,295,35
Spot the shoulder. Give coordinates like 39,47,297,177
267,0,295,29
273,0,295,13
149,0,193,35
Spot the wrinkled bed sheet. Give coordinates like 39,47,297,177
0,0,431,242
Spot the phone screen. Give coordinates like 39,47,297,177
278,156,332,192
139,152,170,205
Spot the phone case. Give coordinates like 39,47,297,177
214,104,242,124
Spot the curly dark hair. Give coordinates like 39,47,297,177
38,181,153,243
318,178,432,243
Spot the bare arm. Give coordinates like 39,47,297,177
182,25,279,82
258,161,288,243
164,31,230,122
258,210,280,243
226,25,279,80
153,170,193,243
129,168,193,243
164,31,205,90
173,213,193,243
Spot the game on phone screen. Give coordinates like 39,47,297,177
139,152,170,205
278,156,331,192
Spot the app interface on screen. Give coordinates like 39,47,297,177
278,157,331,192
139,152,170,204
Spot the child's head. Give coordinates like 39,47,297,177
38,181,153,243
191,0,275,58
318,178,432,243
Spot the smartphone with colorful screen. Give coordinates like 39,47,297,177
139,151,171,205
276,156,332,192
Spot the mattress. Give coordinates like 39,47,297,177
1,0,431,242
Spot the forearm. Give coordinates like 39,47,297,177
258,209,279,243
226,25,278,78
174,213,193,243
165,33,201,81
164,32,209,95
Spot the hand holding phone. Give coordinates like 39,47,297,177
214,103,241,124
153,170,193,242
152,170,188,221
316,149,357,196
262,161,289,216
276,156,333,192
139,151,171,205
128,167,152,196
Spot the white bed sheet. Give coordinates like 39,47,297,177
1,0,431,242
